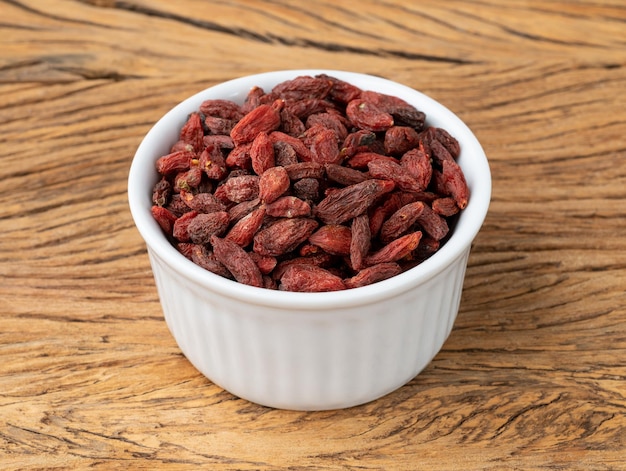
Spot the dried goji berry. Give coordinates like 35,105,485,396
210,235,263,287
380,201,425,244
280,264,346,292
191,244,233,279
308,224,352,256
350,213,371,271
152,177,172,207
315,179,395,225
346,99,394,132
442,159,469,209
199,99,243,121
264,195,311,218
187,211,230,245
179,112,204,152
225,206,266,247
272,75,333,101
253,217,319,257
367,158,422,193
199,145,227,181
156,150,194,176
324,163,368,186
344,262,402,289
365,231,422,266
250,131,275,175
151,205,177,235
230,100,283,145
220,175,260,203
384,126,420,156
259,166,290,204
172,210,199,243
400,142,432,191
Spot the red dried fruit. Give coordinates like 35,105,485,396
306,112,348,142
434,127,461,158
429,138,455,167
345,152,396,170
324,163,368,186
272,75,333,101
432,197,460,217
203,134,235,150
151,206,177,235
220,175,260,203
179,112,204,152
442,159,469,209
250,131,275,175
367,158,422,193
315,179,395,225
280,264,346,292
365,231,422,266
210,235,263,287
273,140,299,167
170,140,195,153
230,100,283,146
180,191,226,214
346,99,394,132
264,195,311,218
340,130,377,159
187,211,230,244
415,203,449,241
156,150,195,176
308,224,352,256
361,90,425,130
259,166,290,204
204,116,236,135
350,213,371,271
400,142,432,191
177,242,195,260
412,235,440,262
380,201,425,244
318,73,362,104
225,206,266,247
191,244,233,279
152,178,171,207
166,194,192,217
199,145,227,181
241,86,265,114
286,99,335,120
225,143,252,169
384,126,420,156
174,166,203,193
228,198,261,223
272,252,335,280
309,126,341,165
292,178,320,203
199,99,243,120
284,161,325,180
172,210,199,243
269,131,314,162
248,252,278,275
344,262,402,289
253,217,319,257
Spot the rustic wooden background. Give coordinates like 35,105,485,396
1,0,625,469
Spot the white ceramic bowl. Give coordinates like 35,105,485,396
128,70,491,410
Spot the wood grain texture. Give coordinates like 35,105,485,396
1,0,625,469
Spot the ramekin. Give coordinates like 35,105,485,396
128,70,491,410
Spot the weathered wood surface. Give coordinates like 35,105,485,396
1,0,625,469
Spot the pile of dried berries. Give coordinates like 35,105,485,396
150,74,469,292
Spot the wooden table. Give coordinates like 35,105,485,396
2,1,625,469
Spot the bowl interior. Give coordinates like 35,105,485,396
128,69,491,310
